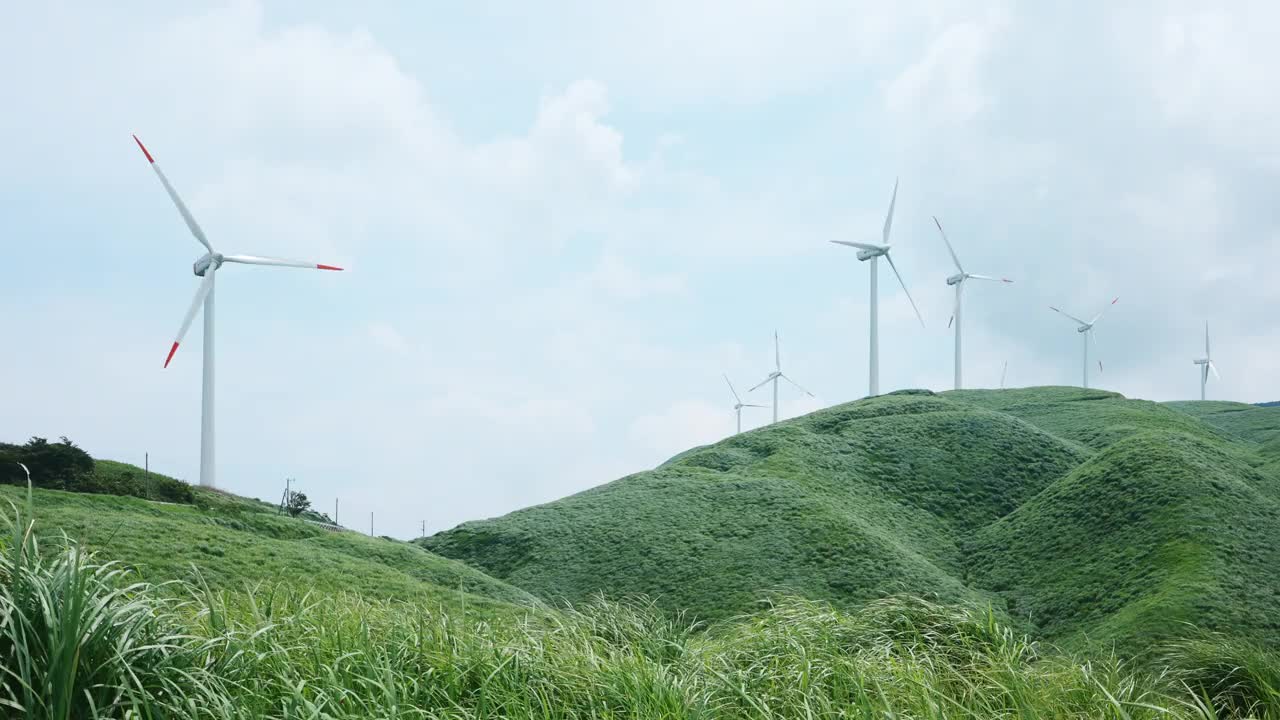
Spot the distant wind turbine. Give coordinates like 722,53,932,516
133,135,344,489
1049,297,1119,389
933,217,1012,390
1193,323,1221,401
723,375,767,434
749,332,814,424
1000,360,1008,389
832,179,924,396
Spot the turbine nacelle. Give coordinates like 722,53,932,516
1076,324,1093,334
1193,357,1209,366
856,245,889,262
193,252,220,277
946,272,966,286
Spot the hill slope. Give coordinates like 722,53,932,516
1,463,539,616
1167,399,1280,476
423,391,1088,621
423,387,1280,650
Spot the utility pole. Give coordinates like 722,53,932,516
420,519,426,538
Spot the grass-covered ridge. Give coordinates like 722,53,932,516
424,387,1280,652
0,476,539,614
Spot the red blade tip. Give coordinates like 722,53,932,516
317,264,344,271
132,135,155,164
163,342,179,368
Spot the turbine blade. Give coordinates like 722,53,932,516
775,331,780,372
747,376,773,392
744,403,768,408
1098,360,1104,374
883,178,899,245
221,254,344,271
1210,361,1221,380
1049,306,1090,326
948,315,954,329
968,274,1008,282
1089,296,1120,325
933,216,964,273
164,268,216,368
884,252,925,327
723,374,743,404
1205,322,1211,358
830,240,883,252
780,374,815,397
133,135,214,253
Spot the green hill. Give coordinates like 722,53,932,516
422,387,1280,652
1168,400,1280,476
1,460,540,616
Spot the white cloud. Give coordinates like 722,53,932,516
885,11,1008,123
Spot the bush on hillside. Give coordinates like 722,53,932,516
284,490,311,517
89,461,195,504
1,438,194,504
0,436,94,489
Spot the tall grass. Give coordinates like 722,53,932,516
3,494,1279,718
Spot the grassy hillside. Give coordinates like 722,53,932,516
423,391,1087,621
1168,399,1280,475
1,462,539,615
424,387,1280,652
11,513,1280,719
968,430,1280,649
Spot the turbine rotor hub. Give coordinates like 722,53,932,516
192,252,223,277
946,273,966,285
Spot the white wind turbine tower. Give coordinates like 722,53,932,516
933,217,1012,390
1049,297,1119,389
749,332,814,424
723,375,767,434
1193,322,1220,401
831,179,925,396
134,135,344,489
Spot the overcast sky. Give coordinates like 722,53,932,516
3,1,1278,539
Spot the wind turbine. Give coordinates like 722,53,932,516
133,135,344,489
933,217,1012,390
1049,297,1119,389
831,179,924,396
1000,360,1008,389
1193,322,1220,401
748,332,814,424
723,375,767,434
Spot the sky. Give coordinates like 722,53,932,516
3,1,1278,539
